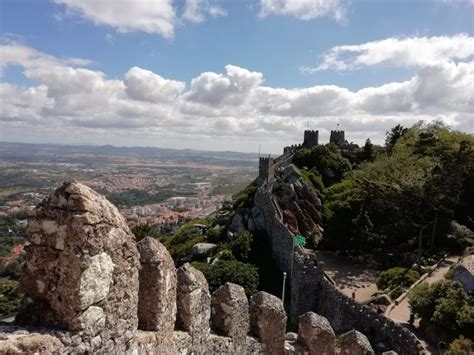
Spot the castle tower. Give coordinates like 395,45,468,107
303,130,319,148
330,130,345,147
258,156,274,184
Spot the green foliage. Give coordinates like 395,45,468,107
231,231,253,262
298,168,325,197
131,223,159,241
293,144,352,186
107,188,196,207
445,336,473,355
232,180,257,210
0,237,24,258
193,260,259,296
376,267,420,298
164,218,210,261
321,122,474,259
409,280,474,340
207,226,225,243
385,124,408,153
0,278,22,316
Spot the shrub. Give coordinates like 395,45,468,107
376,267,420,294
0,278,22,316
445,336,473,355
193,259,259,296
231,231,253,262
409,280,473,340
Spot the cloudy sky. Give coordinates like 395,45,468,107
1,0,473,153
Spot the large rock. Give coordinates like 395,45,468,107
191,243,218,258
249,291,286,354
137,237,177,333
17,181,140,343
176,263,211,335
298,312,335,355
340,330,375,355
211,283,249,340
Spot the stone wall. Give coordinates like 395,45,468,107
330,130,345,146
1,181,385,354
258,157,274,185
303,130,319,147
250,170,424,354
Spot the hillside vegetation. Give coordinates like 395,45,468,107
314,122,474,266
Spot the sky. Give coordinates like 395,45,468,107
0,0,473,153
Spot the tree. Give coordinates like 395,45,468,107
231,231,253,262
385,124,407,153
409,280,473,340
131,223,159,241
193,260,259,296
363,139,374,162
445,336,473,355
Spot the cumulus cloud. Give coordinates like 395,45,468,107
124,67,185,103
259,0,347,21
53,0,228,38
1,40,473,152
182,0,227,23
305,34,474,72
53,0,177,38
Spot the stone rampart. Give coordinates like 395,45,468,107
251,171,424,354
1,181,385,354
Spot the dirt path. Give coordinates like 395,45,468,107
386,256,461,354
387,256,459,323
314,251,379,302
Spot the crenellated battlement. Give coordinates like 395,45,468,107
330,130,345,146
303,130,319,148
0,181,387,355
258,156,274,185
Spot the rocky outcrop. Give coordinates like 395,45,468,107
211,283,249,340
249,291,287,354
176,263,211,336
137,237,177,333
298,312,335,355
191,242,218,258
17,180,140,350
340,329,375,355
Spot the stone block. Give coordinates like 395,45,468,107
17,181,140,343
340,329,375,355
137,237,177,333
249,291,286,354
298,312,335,355
176,263,211,335
211,282,249,339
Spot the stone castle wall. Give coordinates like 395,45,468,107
251,171,424,354
330,130,345,146
1,181,382,355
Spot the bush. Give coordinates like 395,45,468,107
193,259,259,296
131,223,159,241
376,267,420,296
0,278,22,316
231,231,253,262
409,280,473,340
445,336,473,355
376,267,420,290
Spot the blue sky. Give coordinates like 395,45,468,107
1,0,473,152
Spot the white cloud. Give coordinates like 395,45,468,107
53,0,176,38
259,0,346,21
1,40,473,152
124,67,185,103
182,0,227,24
307,34,474,72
